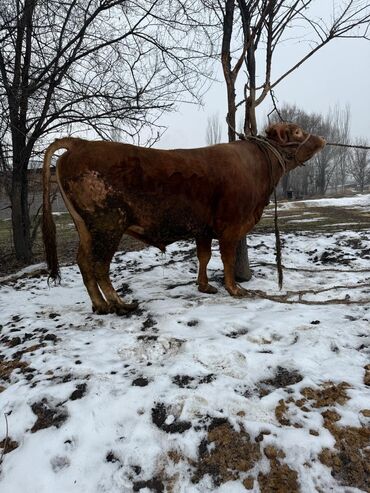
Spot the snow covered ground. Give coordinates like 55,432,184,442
0,222,370,491
278,193,370,212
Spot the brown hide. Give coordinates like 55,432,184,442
42,123,325,314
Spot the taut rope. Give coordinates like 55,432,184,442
326,142,370,150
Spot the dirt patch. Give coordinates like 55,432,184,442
106,451,120,463
301,382,350,407
0,359,29,381
226,327,249,338
172,375,195,388
364,364,370,386
258,366,303,396
133,477,164,492
258,457,299,493
69,383,87,400
275,399,291,426
0,437,19,455
132,377,149,387
141,315,157,331
319,415,370,491
172,374,215,389
151,403,192,434
192,419,261,487
30,399,68,432
318,249,353,265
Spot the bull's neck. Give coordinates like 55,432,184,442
262,146,286,193
243,137,287,191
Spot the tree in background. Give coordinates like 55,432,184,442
349,141,370,192
206,113,223,145
271,103,352,198
205,0,370,280
0,0,214,263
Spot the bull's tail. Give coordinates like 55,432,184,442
42,137,78,282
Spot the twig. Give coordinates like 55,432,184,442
251,261,370,273
267,89,284,124
225,116,246,140
245,287,370,305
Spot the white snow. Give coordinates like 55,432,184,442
0,201,370,492
279,193,370,211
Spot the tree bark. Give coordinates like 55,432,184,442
11,164,32,263
235,237,252,281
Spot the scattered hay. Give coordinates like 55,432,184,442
192,420,261,486
301,382,350,407
258,457,299,493
275,399,291,426
319,416,370,491
0,359,28,381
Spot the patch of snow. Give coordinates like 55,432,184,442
278,193,370,211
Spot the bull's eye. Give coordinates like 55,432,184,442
294,129,302,137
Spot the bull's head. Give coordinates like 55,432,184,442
265,123,326,171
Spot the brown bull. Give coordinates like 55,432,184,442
42,123,325,314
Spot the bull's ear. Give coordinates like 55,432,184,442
265,124,288,144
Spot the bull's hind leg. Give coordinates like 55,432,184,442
196,238,217,294
77,238,110,315
91,230,138,315
219,238,248,297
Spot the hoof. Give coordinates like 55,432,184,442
115,301,139,316
92,303,111,315
227,284,248,297
198,283,218,294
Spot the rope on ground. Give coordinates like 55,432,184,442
250,261,370,273
244,283,370,305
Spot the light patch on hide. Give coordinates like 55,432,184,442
67,170,112,213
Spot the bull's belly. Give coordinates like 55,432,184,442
128,213,214,248
122,196,215,247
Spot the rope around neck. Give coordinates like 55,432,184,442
247,136,284,290
247,135,286,173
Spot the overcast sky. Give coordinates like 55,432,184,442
156,5,370,149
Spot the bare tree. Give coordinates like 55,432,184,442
272,103,352,198
206,113,223,145
204,0,370,279
332,106,351,193
349,139,369,192
0,0,213,263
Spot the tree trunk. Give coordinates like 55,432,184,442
221,0,251,282
11,165,32,263
226,81,236,142
235,236,252,281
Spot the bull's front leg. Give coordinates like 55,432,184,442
196,238,217,294
219,238,248,297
